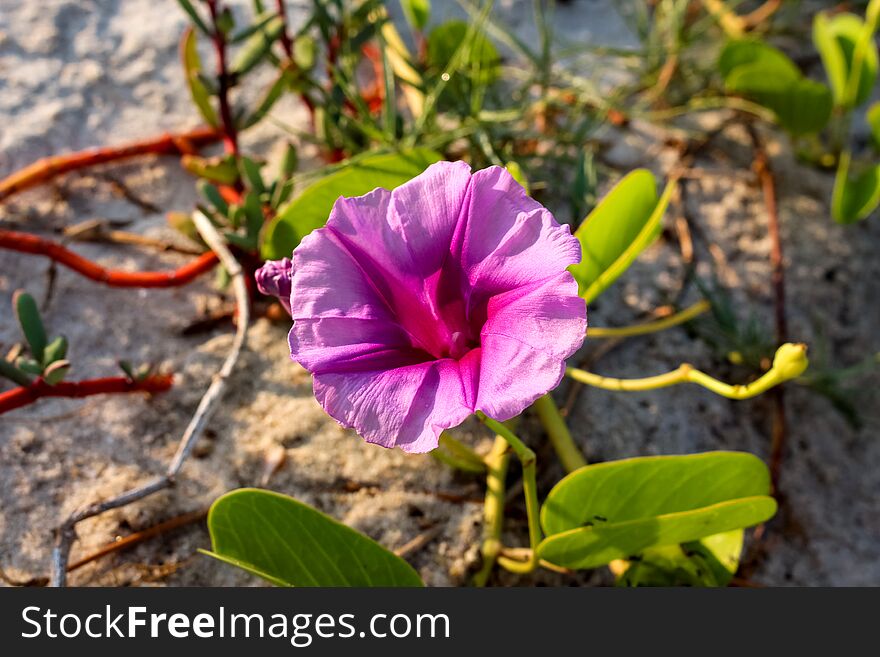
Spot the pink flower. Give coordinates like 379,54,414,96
288,161,587,453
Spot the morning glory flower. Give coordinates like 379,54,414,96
255,257,293,314
287,161,587,453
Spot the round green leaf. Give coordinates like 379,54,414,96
718,39,801,82
725,65,832,135
204,488,424,587
537,452,776,571
261,148,442,259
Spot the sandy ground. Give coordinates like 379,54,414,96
0,0,878,586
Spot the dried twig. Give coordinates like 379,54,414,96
0,228,218,287
50,211,249,586
0,127,220,202
0,375,173,416
67,508,208,574
393,525,442,559
63,219,204,255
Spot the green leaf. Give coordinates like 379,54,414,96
118,360,136,381
615,529,743,587
204,488,424,587
43,360,71,386
242,70,292,130
230,11,278,44
537,452,776,571
180,27,219,127
261,148,442,259
240,157,266,195
401,0,430,32
13,291,47,363
185,156,240,186
176,0,211,36
813,12,879,108
682,528,743,585
293,35,317,71
0,359,32,386
832,156,880,223
720,39,832,135
198,180,230,216
242,190,265,239
569,170,672,303
42,336,68,367
16,358,44,376
867,101,880,150
718,39,801,82
279,141,298,179
230,16,284,77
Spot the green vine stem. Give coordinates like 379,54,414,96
567,342,808,400
477,412,542,573
472,435,510,586
532,394,587,473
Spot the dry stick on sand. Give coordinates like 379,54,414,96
746,123,788,493
50,211,249,586
66,508,209,575
0,127,220,202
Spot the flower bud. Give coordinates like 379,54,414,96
255,258,293,315
772,343,808,381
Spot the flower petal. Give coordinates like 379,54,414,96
482,271,587,360
457,166,582,308
313,358,473,453
476,271,587,419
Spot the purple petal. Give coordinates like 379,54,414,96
313,359,473,453
457,166,582,308
476,271,587,419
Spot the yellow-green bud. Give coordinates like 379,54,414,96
772,343,809,381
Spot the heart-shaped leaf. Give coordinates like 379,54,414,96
537,452,776,571
261,148,442,259
720,39,832,135
569,170,673,304
718,39,801,82
814,12,879,108
204,488,424,587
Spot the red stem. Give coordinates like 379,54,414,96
0,127,221,202
274,0,317,127
0,229,218,288
0,374,173,415
748,124,788,492
206,0,239,157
